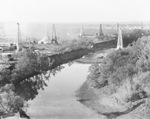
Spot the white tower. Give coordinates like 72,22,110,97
116,28,123,50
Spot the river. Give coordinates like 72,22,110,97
27,63,102,119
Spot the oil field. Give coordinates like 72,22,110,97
1,0,150,119
0,21,150,119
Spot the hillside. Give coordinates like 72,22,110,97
76,36,150,119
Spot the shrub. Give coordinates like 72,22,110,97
88,36,150,94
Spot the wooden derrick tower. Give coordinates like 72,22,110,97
51,24,58,44
117,23,120,31
47,24,51,41
81,23,84,37
116,28,123,50
79,23,84,38
16,23,21,53
99,24,103,36
141,22,144,30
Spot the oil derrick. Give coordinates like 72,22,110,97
79,23,84,37
116,28,123,50
117,23,120,31
141,22,144,30
99,24,103,36
47,24,51,41
51,24,58,44
16,23,21,53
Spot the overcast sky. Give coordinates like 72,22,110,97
0,0,150,23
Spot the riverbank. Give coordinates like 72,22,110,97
75,49,114,64
76,36,150,119
27,64,104,119
1,30,150,118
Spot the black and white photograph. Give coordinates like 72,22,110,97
0,0,150,119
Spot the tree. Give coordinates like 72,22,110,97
0,84,24,113
77,35,150,119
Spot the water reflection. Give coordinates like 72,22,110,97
27,63,100,119
15,66,65,101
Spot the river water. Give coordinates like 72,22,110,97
27,63,102,119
